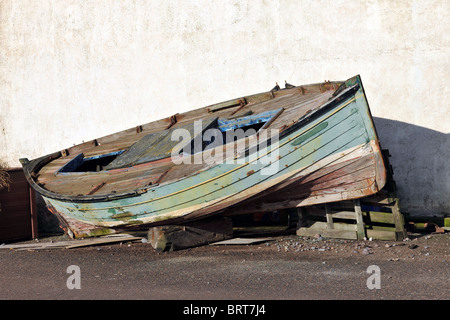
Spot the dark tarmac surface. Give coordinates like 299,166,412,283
0,233,448,300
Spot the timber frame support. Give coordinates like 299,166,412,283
296,148,407,241
296,191,407,241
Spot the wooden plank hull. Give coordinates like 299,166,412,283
21,75,386,236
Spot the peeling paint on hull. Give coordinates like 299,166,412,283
21,76,386,236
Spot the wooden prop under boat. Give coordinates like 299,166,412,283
20,75,386,238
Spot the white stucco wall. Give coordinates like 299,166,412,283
1,0,449,216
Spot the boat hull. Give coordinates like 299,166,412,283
31,77,386,236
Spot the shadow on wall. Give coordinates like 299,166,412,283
373,117,449,217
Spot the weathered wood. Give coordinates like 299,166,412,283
23,76,388,237
325,204,334,229
308,221,357,231
360,192,397,205
391,199,407,240
232,225,291,236
211,237,272,245
368,225,396,231
364,211,395,224
207,98,244,112
0,241,73,250
0,234,142,250
257,107,284,132
353,199,366,240
147,217,233,251
366,229,397,241
29,186,38,239
331,210,357,220
296,207,308,228
296,227,357,240
65,236,143,249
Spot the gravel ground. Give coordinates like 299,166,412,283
0,232,448,300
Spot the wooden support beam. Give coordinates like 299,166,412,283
297,227,357,240
293,192,408,241
147,217,233,251
325,204,334,230
364,211,395,224
332,211,357,220
29,186,38,239
366,229,397,241
296,207,308,228
353,199,366,240
308,221,357,231
391,198,407,240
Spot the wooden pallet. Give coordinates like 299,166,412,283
296,192,407,241
296,148,407,241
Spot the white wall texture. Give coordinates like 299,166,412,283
0,0,449,216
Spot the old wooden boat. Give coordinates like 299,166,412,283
21,75,387,238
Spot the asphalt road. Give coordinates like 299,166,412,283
0,233,448,301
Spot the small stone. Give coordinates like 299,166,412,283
408,244,418,249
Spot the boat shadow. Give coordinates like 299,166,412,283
373,117,449,216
